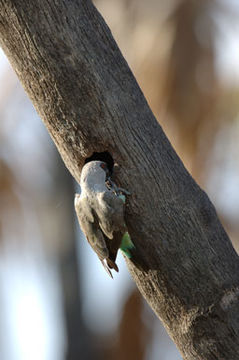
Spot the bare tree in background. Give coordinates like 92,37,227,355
0,77,96,359
42,150,95,360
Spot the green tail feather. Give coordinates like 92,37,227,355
120,232,135,258
118,194,126,204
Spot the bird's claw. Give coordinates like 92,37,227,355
106,178,130,197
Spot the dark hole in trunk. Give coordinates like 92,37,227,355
85,151,114,174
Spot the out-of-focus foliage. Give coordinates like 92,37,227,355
164,0,218,178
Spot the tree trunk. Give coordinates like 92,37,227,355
0,1,239,358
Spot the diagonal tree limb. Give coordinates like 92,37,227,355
0,1,239,358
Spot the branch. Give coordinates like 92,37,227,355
1,1,239,358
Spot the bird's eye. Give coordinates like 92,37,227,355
100,163,107,170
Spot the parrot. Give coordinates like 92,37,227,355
74,160,135,278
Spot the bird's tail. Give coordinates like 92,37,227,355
120,232,135,258
100,258,119,279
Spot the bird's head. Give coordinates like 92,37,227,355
80,161,109,189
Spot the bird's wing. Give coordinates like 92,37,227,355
74,195,109,261
97,191,126,239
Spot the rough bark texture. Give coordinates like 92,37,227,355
0,1,239,359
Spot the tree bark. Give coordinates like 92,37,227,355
0,1,239,358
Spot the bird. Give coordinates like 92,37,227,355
74,160,134,277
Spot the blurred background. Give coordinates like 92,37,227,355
0,0,239,359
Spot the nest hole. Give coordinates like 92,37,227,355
85,151,114,174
